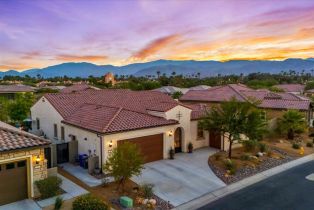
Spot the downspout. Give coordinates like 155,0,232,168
97,133,104,172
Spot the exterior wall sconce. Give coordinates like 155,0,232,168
168,130,173,137
109,140,113,148
35,155,41,164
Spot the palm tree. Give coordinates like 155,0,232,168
156,71,161,79
278,110,307,140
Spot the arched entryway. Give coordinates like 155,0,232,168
174,127,183,153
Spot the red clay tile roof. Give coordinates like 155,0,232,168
45,89,180,134
60,84,99,93
0,85,34,93
274,84,305,93
189,104,209,120
0,121,50,152
180,84,311,111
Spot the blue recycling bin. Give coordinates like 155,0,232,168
79,154,88,167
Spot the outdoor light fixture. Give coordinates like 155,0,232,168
109,140,113,148
169,130,173,137
35,155,41,164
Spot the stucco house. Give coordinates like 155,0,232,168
30,89,223,172
273,84,305,95
0,121,50,205
0,84,34,99
180,84,313,125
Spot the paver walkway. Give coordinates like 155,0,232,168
132,148,226,207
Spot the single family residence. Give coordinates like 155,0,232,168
0,121,50,205
30,89,223,172
0,84,34,99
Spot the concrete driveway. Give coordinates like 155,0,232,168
0,199,41,210
132,148,226,206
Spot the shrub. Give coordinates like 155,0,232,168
242,140,258,152
54,196,63,210
73,194,108,210
140,184,154,199
259,143,268,153
35,176,62,199
307,142,313,147
224,159,237,175
214,154,221,161
240,153,250,161
292,142,300,149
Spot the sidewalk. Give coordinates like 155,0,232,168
36,174,89,208
176,154,314,210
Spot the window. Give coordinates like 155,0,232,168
36,118,40,129
61,126,65,140
197,125,204,139
6,163,15,170
261,111,267,121
54,124,58,138
17,160,26,167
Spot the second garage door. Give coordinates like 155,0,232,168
0,160,28,205
118,134,163,163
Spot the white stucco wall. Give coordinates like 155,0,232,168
31,96,64,141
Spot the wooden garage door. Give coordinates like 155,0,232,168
209,131,221,149
118,134,163,163
0,160,28,205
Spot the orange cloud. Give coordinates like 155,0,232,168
55,54,107,62
130,34,181,61
0,64,33,71
20,51,43,59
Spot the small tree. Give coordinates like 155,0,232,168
199,98,266,158
278,110,307,140
7,93,34,124
103,142,144,191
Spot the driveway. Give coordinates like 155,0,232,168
199,160,314,210
132,148,226,206
0,199,40,210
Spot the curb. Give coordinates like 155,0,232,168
175,154,314,210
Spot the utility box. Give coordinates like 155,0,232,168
120,196,133,208
88,156,99,174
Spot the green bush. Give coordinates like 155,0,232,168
259,143,268,153
35,176,62,199
306,142,313,148
242,140,258,152
292,142,300,149
54,196,63,210
73,194,108,210
140,183,154,199
240,153,250,161
224,159,237,175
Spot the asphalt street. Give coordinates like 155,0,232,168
199,160,314,210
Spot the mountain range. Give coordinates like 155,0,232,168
1,58,314,78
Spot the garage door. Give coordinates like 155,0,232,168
118,134,163,163
0,160,28,205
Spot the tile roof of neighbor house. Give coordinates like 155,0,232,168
305,89,314,93
44,89,181,134
189,85,211,90
0,121,50,152
180,84,311,111
188,104,209,120
60,83,99,93
274,84,305,93
0,84,34,93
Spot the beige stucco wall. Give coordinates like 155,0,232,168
0,147,47,198
190,120,209,149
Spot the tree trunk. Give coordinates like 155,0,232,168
228,134,233,158
288,129,294,140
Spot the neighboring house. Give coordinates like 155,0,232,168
305,89,314,97
153,86,189,95
274,84,305,95
103,72,116,85
30,89,224,171
180,84,313,124
60,83,99,93
0,121,50,205
0,84,34,99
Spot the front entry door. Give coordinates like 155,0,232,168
174,128,182,153
57,143,69,164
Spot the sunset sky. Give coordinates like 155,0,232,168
1,0,314,71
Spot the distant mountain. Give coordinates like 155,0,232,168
1,58,314,78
